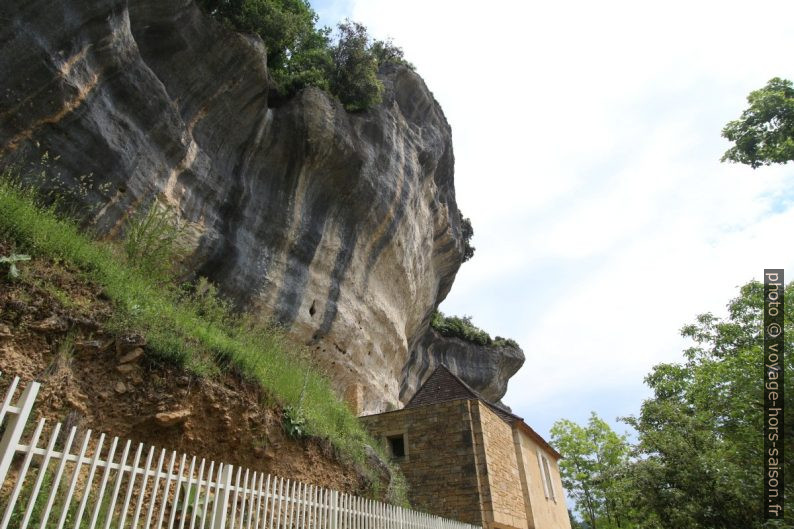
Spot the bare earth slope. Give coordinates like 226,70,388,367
0,240,366,494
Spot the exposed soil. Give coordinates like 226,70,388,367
0,239,370,495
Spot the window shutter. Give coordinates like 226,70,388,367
536,449,550,499
543,456,556,502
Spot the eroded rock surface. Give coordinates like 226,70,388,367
0,0,511,411
400,327,525,407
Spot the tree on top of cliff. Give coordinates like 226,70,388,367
329,20,382,111
461,216,474,262
197,0,332,92
721,77,794,168
196,0,412,111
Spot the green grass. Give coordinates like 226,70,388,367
0,173,406,502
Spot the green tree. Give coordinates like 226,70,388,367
461,216,475,263
568,509,592,529
370,38,415,70
196,0,332,94
197,2,410,111
551,412,634,529
329,20,383,111
721,77,794,168
623,281,794,528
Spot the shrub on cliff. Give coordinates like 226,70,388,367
329,20,382,111
197,0,327,87
430,310,519,349
197,0,411,111
461,215,475,262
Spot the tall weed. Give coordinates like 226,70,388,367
122,202,186,282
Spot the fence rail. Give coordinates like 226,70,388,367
0,373,479,529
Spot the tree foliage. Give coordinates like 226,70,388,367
554,282,794,528
622,281,794,528
329,20,382,111
551,413,634,529
721,77,794,168
461,216,475,263
196,0,412,111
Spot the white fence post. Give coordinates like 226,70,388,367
331,490,339,529
0,379,39,486
213,463,233,529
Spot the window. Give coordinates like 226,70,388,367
536,449,556,502
387,434,406,459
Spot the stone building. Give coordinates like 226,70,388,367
361,366,571,529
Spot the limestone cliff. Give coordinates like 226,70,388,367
0,0,515,411
401,328,524,408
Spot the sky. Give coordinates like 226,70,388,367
313,0,794,440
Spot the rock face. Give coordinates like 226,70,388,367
0,0,512,411
400,328,525,407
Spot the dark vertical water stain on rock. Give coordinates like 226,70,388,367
315,220,358,339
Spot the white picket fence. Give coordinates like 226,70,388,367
0,374,479,529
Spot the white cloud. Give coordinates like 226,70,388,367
331,0,794,436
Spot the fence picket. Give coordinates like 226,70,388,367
260,474,271,529
200,460,216,529
0,375,20,426
133,445,157,529
289,480,299,529
119,442,145,529
146,448,169,529
240,469,251,529
279,478,289,529
318,487,330,529
213,463,233,529
0,417,45,529
229,466,242,529
38,424,77,529
267,477,278,529
179,456,198,529
74,432,106,528
254,470,264,529
300,482,308,529
191,458,207,529
89,435,119,529
167,454,188,529
56,428,92,529
0,379,39,490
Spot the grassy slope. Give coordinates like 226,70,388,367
0,175,406,504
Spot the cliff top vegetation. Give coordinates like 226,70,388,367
196,0,413,111
430,310,519,349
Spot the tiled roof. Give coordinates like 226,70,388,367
404,364,480,408
404,365,561,459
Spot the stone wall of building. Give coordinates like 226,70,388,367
471,402,528,529
362,399,571,529
514,428,572,529
360,400,485,525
